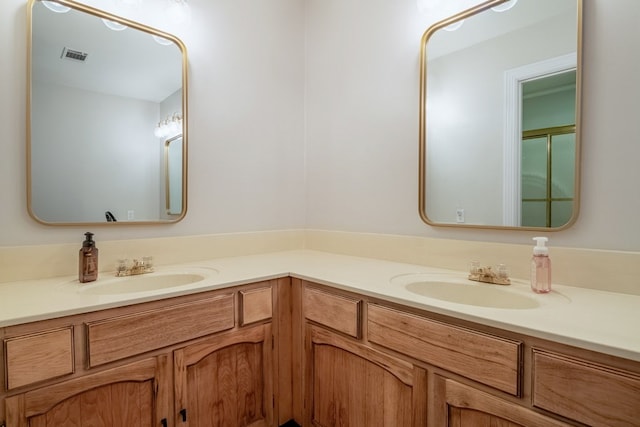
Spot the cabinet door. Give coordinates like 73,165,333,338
305,325,427,427
433,376,569,427
5,355,170,427
173,324,274,427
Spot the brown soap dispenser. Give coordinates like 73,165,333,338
79,232,99,283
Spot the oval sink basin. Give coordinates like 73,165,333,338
404,281,539,309
390,273,541,309
72,267,219,295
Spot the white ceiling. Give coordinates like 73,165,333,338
32,1,183,103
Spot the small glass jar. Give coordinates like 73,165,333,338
469,260,480,275
116,258,128,276
497,264,509,279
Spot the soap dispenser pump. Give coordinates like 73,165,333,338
79,232,99,283
531,236,551,293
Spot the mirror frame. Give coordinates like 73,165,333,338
418,0,583,231
26,0,189,226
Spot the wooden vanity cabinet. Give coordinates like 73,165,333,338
296,280,640,427
3,275,640,427
298,281,529,427
299,283,428,427
1,279,284,427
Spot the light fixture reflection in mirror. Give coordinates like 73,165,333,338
41,1,71,13
443,20,464,32
155,113,183,139
28,0,188,225
102,18,128,31
153,35,174,46
492,0,518,12
418,0,582,231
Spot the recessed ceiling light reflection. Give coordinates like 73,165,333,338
443,20,464,32
41,1,71,13
153,35,174,46
492,0,518,13
102,19,128,31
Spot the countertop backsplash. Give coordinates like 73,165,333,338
1,229,639,295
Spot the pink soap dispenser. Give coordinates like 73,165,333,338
531,237,551,293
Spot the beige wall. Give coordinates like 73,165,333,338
1,0,639,253
304,0,640,251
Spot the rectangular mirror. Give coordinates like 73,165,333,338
419,0,582,230
27,0,188,225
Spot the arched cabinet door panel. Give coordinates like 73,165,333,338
305,325,427,427
173,323,274,427
5,356,170,427
433,376,570,427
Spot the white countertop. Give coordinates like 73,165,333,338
1,250,638,362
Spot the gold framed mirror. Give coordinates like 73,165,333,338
27,0,188,225
419,0,582,230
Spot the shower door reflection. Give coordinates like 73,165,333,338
521,127,576,227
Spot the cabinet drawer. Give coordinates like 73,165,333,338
87,293,234,367
367,304,522,395
304,287,361,338
240,286,273,325
533,350,640,426
4,327,74,389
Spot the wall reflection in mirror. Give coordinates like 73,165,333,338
165,135,183,216
28,0,187,225
419,0,582,230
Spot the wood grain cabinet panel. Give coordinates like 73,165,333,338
174,324,274,427
4,327,74,390
5,355,170,427
306,326,427,427
87,293,234,367
240,286,273,325
533,349,640,426
367,303,522,395
434,376,569,427
303,286,361,338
